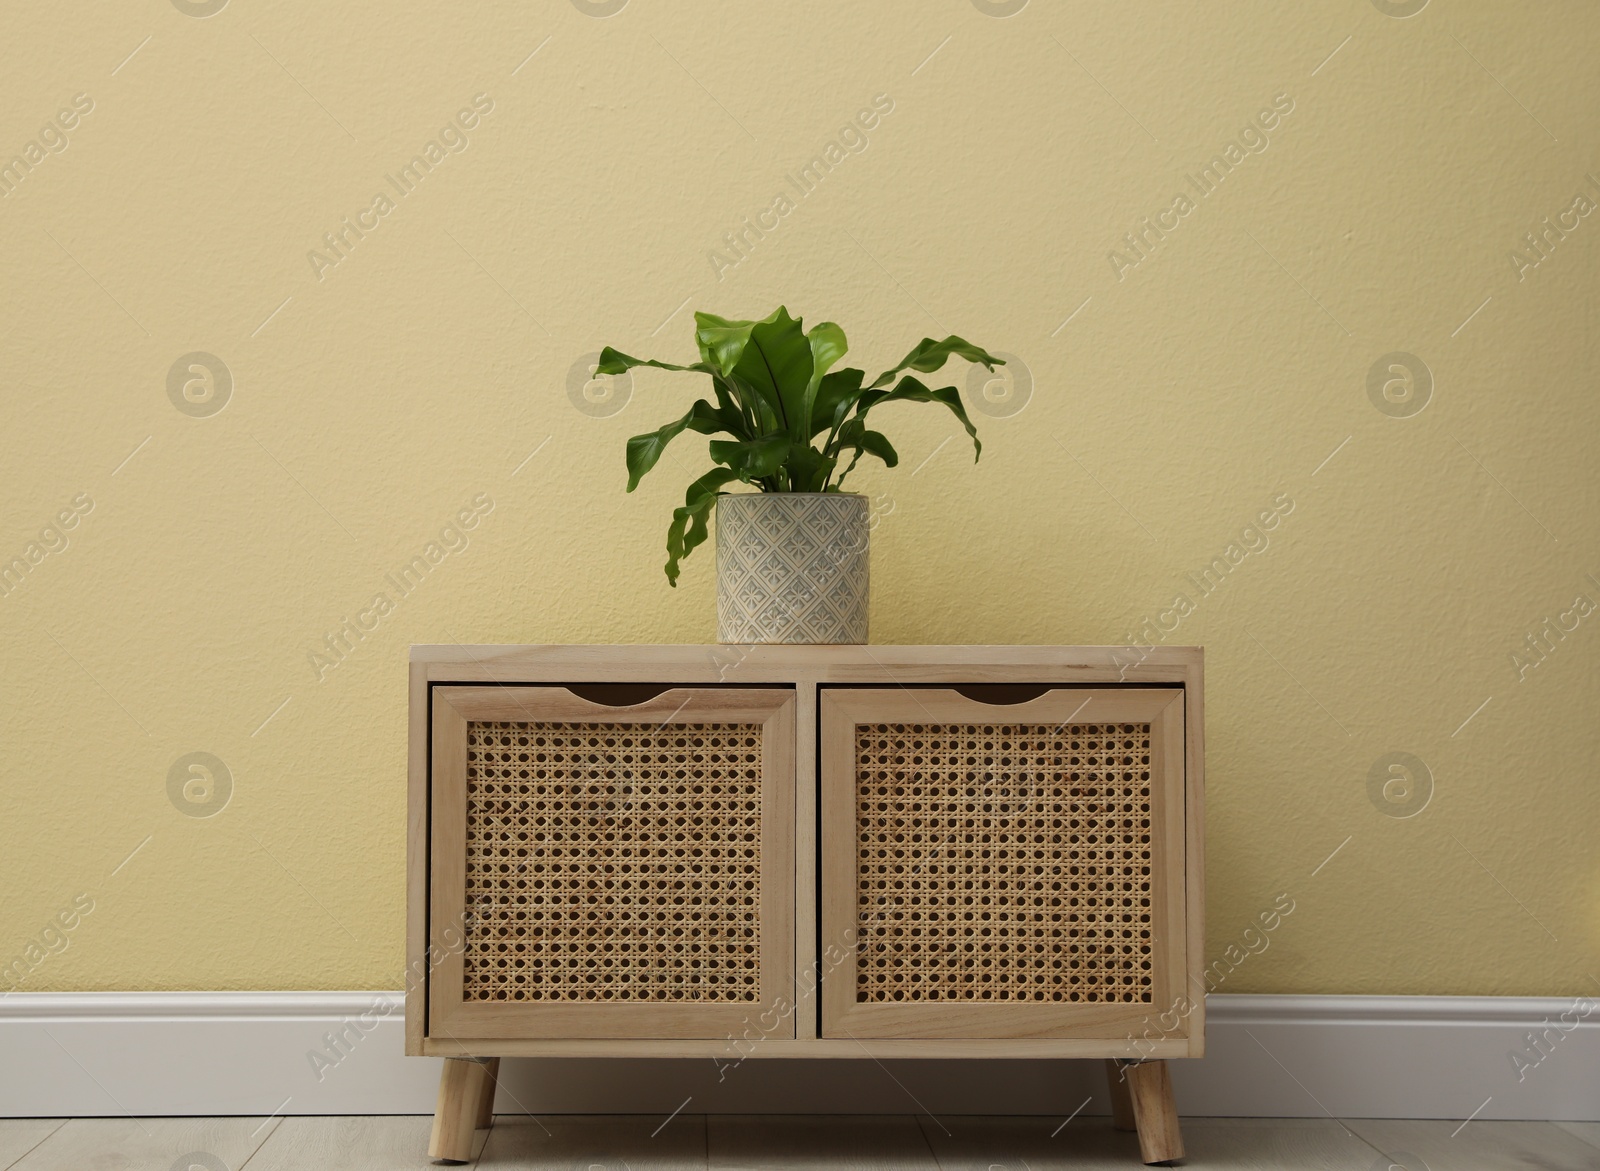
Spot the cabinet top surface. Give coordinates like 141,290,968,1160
411,645,1202,686
412,643,1202,661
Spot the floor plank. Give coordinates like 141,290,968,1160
1555,1120,1600,1152
12,1115,1600,1169
917,1114,1149,1169
1181,1118,1387,1169
479,1113,707,1168
8,1116,280,1171
244,1116,483,1169
918,1114,1385,1169
0,1121,65,1170
709,1115,935,1169
1345,1119,1600,1170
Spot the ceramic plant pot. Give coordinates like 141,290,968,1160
715,492,869,644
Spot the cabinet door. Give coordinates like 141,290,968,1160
820,688,1186,1040
429,686,794,1040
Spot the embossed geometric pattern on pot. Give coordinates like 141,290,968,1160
716,492,869,644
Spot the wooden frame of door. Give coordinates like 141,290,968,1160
427,685,795,1042
819,687,1187,1041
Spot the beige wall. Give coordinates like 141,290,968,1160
2,0,1597,996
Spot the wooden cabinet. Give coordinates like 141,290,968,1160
409,646,1203,1165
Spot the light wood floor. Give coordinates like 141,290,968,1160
2,1114,1597,1169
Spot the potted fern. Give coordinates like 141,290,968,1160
598,307,1003,644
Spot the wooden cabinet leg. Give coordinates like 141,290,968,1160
474,1057,500,1131
1105,1060,1136,1132
428,1057,490,1163
1116,1059,1184,1165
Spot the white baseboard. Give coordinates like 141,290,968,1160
0,992,1594,1120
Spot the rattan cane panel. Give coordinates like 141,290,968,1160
855,722,1153,1004
463,720,763,1003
